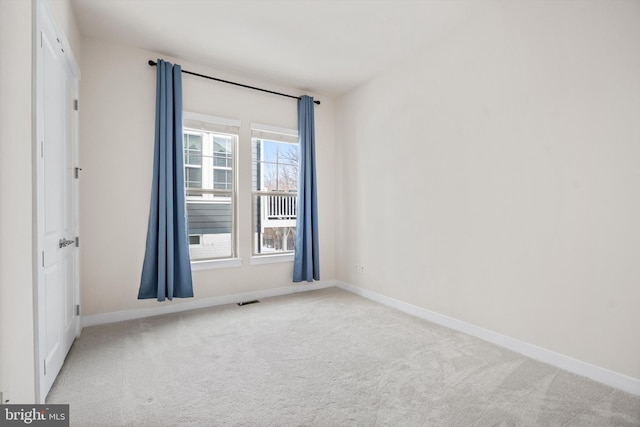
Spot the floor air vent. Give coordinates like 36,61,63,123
237,300,260,306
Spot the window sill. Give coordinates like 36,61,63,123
191,258,242,271
250,253,294,265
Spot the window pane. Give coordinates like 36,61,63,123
185,167,202,188
186,151,202,166
279,164,298,192
213,169,231,190
256,226,296,253
262,140,278,162
186,200,232,259
252,194,297,254
259,163,278,191
184,134,202,166
253,139,300,192
213,156,231,167
213,137,231,154
279,143,299,165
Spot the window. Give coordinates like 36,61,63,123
183,113,240,261
251,124,299,255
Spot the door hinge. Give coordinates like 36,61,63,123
74,167,82,179
73,99,78,111
41,140,44,158
75,236,79,247
42,251,45,267
43,360,46,376
75,305,80,316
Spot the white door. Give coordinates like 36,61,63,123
36,1,80,403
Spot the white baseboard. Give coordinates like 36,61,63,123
81,280,336,328
336,281,640,397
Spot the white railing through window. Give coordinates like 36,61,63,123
262,194,296,220
258,193,297,228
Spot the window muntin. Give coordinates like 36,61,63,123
252,135,299,255
183,127,237,261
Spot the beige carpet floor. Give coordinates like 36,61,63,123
47,287,640,426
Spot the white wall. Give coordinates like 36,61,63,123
336,0,640,380
79,38,336,316
0,0,36,404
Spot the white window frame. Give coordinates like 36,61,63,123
251,123,299,258
183,112,241,264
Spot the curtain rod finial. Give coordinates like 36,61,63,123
148,60,157,66
314,100,321,105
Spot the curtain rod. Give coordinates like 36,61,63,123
148,60,320,105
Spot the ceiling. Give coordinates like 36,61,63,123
71,0,490,97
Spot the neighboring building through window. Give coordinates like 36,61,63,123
183,113,239,261
251,124,299,255
184,133,203,189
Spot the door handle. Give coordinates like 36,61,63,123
59,238,75,248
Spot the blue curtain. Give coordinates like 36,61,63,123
293,96,320,282
138,59,193,301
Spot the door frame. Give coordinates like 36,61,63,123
33,0,81,404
